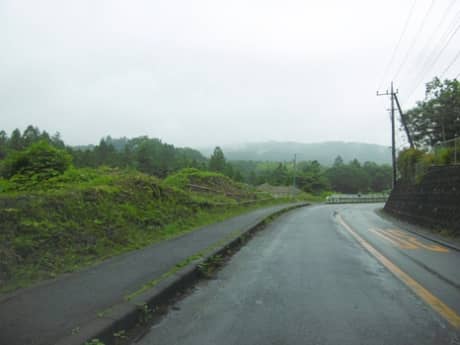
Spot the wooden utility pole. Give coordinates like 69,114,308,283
292,153,297,196
377,82,397,188
390,82,396,187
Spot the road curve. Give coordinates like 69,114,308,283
0,203,301,345
135,204,460,345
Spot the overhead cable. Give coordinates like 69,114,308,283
377,0,418,90
440,49,460,78
393,0,436,82
403,18,460,107
414,0,457,74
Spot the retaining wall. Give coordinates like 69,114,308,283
384,165,460,233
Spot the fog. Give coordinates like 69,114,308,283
1,0,459,148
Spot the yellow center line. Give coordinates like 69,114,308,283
338,215,460,329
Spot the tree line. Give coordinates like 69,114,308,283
0,126,392,194
230,156,391,194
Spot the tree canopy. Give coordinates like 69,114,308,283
209,146,226,173
0,125,393,194
405,78,460,148
1,141,72,180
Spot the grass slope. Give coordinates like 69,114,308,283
0,167,282,293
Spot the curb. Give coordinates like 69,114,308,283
56,203,309,345
381,209,460,253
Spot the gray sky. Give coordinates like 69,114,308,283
1,0,459,148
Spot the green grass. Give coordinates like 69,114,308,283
0,167,292,294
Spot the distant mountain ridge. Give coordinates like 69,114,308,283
200,141,391,165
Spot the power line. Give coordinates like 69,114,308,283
393,0,436,82
408,5,460,90
403,19,460,107
377,0,418,90
440,49,460,78
414,0,457,73
420,7,460,72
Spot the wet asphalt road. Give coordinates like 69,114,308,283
0,203,301,345
135,204,460,345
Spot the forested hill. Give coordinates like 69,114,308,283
201,141,391,165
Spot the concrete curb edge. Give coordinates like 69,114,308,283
56,202,309,345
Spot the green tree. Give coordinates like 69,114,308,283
248,170,258,185
209,147,226,173
9,129,23,150
362,161,391,191
136,140,156,175
0,130,7,160
22,125,41,147
326,159,370,193
232,169,244,182
223,162,234,178
295,160,329,194
1,141,72,180
405,77,460,147
296,173,330,194
269,163,289,185
51,132,65,148
94,138,117,166
333,155,344,167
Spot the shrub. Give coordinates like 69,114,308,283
1,141,72,181
397,148,426,183
397,145,457,184
434,147,454,165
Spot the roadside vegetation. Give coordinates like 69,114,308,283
0,126,392,293
396,77,460,183
0,162,287,293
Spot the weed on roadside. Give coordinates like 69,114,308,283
136,303,153,324
85,339,105,345
113,329,127,344
198,254,225,278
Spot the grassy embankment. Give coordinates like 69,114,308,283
0,167,305,294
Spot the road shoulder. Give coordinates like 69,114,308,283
376,208,460,252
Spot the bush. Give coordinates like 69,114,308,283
0,178,11,192
397,146,457,184
434,147,454,165
397,148,426,183
1,141,72,181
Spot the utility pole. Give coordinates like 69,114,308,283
377,82,397,188
390,82,397,188
393,93,414,148
292,153,297,197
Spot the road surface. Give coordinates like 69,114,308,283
0,203,302,345
135,204,460,345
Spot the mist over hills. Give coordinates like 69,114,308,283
74,137,391,166
200,141,391,166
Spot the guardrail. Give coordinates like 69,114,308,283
326,194,388,204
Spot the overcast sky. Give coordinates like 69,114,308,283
1,0,459,148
